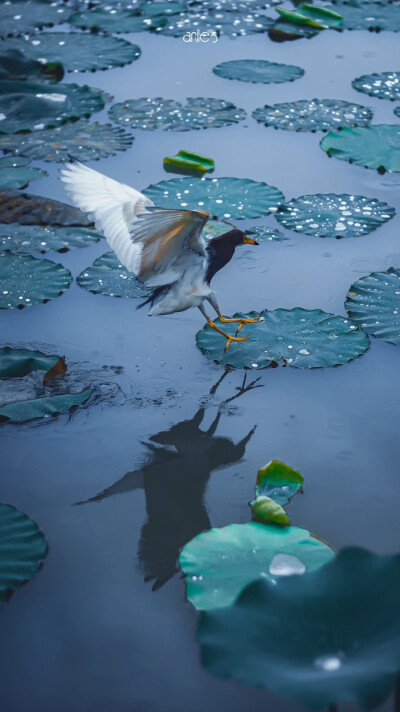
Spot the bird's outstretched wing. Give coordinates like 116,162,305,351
60,157,153,273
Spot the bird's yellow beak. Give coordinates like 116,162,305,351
243,235,258,245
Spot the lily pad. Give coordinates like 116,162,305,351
247,225,285,241
0,190,92,226
180,522,335,610
345,268,400,346
275,4,342,29
276,193,395,238
198,0,279,8
0,120,134,162
0,253,72,308
198,548,400,710
252,99,372,132
109,97,246,131
0,48,63,82
256,460,304,506
155,10,273,37
0,0,69,38
352,71,400,101
143,177,284,219
0,156,46,190
320,124,400,172
268,19,318,41
0,224,103,254
0,388,92,423
2,33,141,73
338,1,400,31
213,59,304,84
0,80,104,134
69,7,168,33
140,1,187,15
250,496,290,526
164,150,214,175
0,346,60,378
395,105,400,119
196,307,369,369
0,504,47,603
203,220,232,238
76,252,149,299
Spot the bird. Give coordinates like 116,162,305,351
60,157,261,350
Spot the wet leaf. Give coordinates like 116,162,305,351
0,155,46,190
276,193,395,238
275,4,342,29
253,98,372,132
143,177,284,219
246,225,285,241
0,190,92,226
0,253,72,309
345,268,400,346
154,10,273,36
268,19,318,41
198,548,400,710
77,252,149,299
109,97,246,131
0,388,92,423
337,1,400,31
0,504,47,603
352,71,400,101
140,1,187,15
320,124,400,172
0,346,60,378
0,120,134,162
164,150,215,175
0,224,103,254
196,308,369,369
0,48,63,82
198,0,279,8
250,496,291,525
0,0,69,37
213,59,304,84
69,7,168,32
256,459,304,505
180,522,335,610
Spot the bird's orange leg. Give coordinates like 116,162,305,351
218,314,263,335
207,318,248,351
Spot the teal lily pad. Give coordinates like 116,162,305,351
77,252,149,299
276,4,342,29
180,522,335,610
0,48,63,82
0,504,47,603
196,308,369,369
0,388,92,423
109,97,246,131
0,346,60,378
0,120,134,162
352,71,400,101
200,0,279,8
0,155,46,190
0,253,72,309
2,33,141,73
198,548,400,710
163,150,215,175
395,106,400,119
276,194,395,238
204,220,232,238
213,59,304,84
0,189,92,226
140,1,187,15
338,1,400,31
143,177,284,219
320,124,400,172
247,225,285,241
0,80,104,134
0,0,69,38
155,10,273,37
252,98,372,132
0,224,103,254
69,7,168,33
345,268,400,346
256,460,304,506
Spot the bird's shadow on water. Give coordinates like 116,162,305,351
75,370,262,590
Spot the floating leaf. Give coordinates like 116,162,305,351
276,193,395,238
0,504,47,603
109,97,246,131
196,308,369,369
250,496,290,525
0,48,63,82
198,548,400,710
275,4,342,29
256,460,304,505
253,98,372,132
0,80,104,134
320,124,400,172
155,10,273,36
164,150,215,175
345,268,400,346
246,225,285,241
0,346,59,378
0,253,72,309
198,0,280,8
268,19,318,41
213,59,304,84
180,522,335,610
0,155,46,190
143,177,284,219
352,71,400,101
69,7,168,32
0,388,92,423
3,33,141,74
0,120,134,162
77,252,148,299
0,190,92,226
0,0,69,38
0,224,103,254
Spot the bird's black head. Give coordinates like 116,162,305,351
225,228,259,247
205,228,259,285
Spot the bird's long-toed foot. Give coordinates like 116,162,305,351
219,314,262,334
207,319,248,351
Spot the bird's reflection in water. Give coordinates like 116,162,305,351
78,371,262,590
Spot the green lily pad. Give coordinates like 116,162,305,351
198,548,400,710
109,97,246,131
256,459,304,506
0,120,134,162
276,194,395,238
276,4,342,29
0,189,92,226
0,346,60,378
76,252,149,299
143,177,284,219
0,253,72,308
69,7,168,33
352,71,400,101
0,80,104,134
155,10,273,37
164,150,215,175
0,388,92,423
0,504,47,603
2,33,141,73
196,308,369,369
252,99,372,132
0,224,103,254
247,225,285,241
212,59,304,84
180,522,335,610
320,124,400,172
345,268,400,346
0,48,63,82
0,155,46,190
250,496,291,525
0,0,69,38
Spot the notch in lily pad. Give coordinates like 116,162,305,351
164,150,215,176
276,4,342,29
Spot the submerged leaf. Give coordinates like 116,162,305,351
0,224,103,254
69,7,168,32
253,98,372,132
77,252,149,299
109,97,246,131
0,0,69,37
0,504,47,602
213,59,304,84
0,388,92,423
320,124,400,172
256,459,304,505
0,48,63,82
0,190,92,226
352,71,400,101
0,253,72,308
345,268,400,346
0,155,46,190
